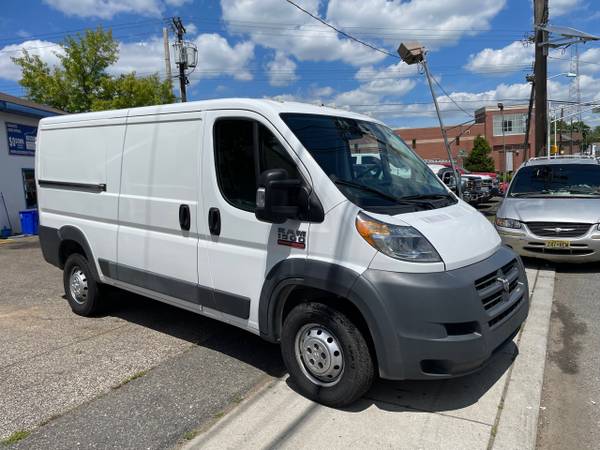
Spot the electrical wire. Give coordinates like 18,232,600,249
284,0,399,58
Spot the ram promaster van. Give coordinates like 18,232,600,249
37,99,528,407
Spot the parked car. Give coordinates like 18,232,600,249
36,99,529,407
496,156,600,262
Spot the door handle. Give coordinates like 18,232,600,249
208,207,221,236
179,204,191,231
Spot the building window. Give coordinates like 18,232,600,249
493,113,527,136
412,139,416,149
455,136,460,146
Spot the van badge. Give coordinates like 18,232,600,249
277,228,306,249
496,276,510,293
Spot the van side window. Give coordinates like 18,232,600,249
214,119,299,212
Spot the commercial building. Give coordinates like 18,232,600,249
0,92,63,234
395,105,537,172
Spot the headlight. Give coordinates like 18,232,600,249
495,217,521,229
355,212,441,262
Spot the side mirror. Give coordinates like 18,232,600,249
255,169,302,224
445,175,457,189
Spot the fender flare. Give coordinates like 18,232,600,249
258,258,399,377
57,226,101,281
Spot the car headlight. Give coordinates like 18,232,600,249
355,212,441,262
495,217,522,229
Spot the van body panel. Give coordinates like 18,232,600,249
116,112,206,292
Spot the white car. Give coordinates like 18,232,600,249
36,99,528,407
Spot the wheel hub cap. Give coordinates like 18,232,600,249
296,324,344,385
69,267,88,304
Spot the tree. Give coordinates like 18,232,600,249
464,135,495,172
12,28,174,113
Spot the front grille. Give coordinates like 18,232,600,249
489,297,523,328
526,222,592,238
474,259,520,311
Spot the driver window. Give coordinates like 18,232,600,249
214,119,299,212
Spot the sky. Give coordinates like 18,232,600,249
0,0,599,128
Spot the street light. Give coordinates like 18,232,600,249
547,72,578,157
398,42,461,198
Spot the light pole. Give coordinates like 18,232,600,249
546,72,577,157
398,42,461,199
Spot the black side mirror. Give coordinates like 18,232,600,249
255,169,302,224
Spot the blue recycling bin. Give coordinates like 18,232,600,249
19,209,39,235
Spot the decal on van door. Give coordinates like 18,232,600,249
277,228,306,249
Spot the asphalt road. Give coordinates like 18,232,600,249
0,238,283,448
536,262,600,450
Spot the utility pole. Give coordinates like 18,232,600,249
172,17,188,102
162,27,173,95
534,0,549,156
523,74,535,161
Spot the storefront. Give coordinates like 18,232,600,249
0,92,63,235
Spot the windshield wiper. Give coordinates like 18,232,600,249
332,178,432,209
510,191,548,197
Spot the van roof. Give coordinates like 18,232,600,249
39,98,380,126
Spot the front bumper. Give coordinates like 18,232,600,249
355,246,529,380
497,225,600,263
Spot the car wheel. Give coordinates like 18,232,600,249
63,253,103,316
281,302,375,407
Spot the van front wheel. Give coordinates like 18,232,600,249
281,302,374,407
63,254,102,316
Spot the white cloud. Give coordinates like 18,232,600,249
110,37,166,75
466,41,533,74
189,34,255,81
266,51,299,87
0,40,63,81
550,0,582,17
42,0,189,19
326,0,506,49
220,0,386,66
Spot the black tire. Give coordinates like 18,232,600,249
63,253,103,316
281,302,375,407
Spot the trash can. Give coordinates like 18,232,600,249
19,209,39,235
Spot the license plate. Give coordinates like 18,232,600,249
546,240,570,248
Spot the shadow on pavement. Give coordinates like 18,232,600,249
100,288,286,378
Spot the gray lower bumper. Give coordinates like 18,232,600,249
355,246,529,380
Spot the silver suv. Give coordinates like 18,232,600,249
496,156,600,263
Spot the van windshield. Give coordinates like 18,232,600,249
280,113,455,213
509,164,600,198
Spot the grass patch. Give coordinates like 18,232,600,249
2,430,31,446
183,430,199,441
113,370,147,389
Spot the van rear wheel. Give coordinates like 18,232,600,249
281,302,374,407
63,254,102,316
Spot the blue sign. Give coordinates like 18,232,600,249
6,122,37,156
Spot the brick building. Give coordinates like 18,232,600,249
395,105,536,172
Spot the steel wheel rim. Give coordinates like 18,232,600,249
69,266,88,305
294,323,344,387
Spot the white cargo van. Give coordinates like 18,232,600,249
37,99,528,406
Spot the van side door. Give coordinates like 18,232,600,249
115,112,211,304
202,111,310,330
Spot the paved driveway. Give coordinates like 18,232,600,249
0,238,283,448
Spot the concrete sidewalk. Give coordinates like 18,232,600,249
184,266,555,450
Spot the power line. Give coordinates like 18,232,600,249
285,0,399,58
431,76,475,118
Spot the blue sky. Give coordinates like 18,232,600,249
1,0,599,128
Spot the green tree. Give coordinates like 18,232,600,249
12,28,174,113
464,135,495,172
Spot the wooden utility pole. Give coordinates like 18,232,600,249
172,17,187,102
534,0,549,156
162,27,172,94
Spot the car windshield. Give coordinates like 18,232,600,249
280,113,455,213
509,164,600,198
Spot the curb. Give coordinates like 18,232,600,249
491,268,555,450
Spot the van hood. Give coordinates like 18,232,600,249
369,202,501,271
499,197,600,224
